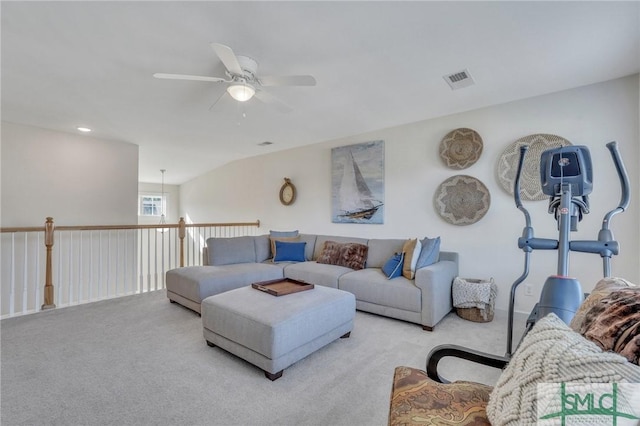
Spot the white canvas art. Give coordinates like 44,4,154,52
331,140,384,224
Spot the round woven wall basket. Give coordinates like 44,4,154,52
496,134,572,201
439,128,483,169
434,175,490,226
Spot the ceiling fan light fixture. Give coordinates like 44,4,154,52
227,83,255,102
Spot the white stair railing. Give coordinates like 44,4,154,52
0,218,260,318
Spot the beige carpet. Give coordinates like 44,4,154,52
1,290,526,426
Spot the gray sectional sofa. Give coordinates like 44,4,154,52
166,233,459,331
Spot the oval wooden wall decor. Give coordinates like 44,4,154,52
496,133,572,201
434,175,490,226
439,128,483,169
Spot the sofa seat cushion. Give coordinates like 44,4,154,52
389,366,492,426
166,264,284,303
338,268,421,313
284,261,353,289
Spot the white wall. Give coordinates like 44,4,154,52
181,75,639,314
1,122,139,227
178,158,265,226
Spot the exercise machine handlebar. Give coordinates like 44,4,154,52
603,141,630,224
570,141,630,276
514,146,531,225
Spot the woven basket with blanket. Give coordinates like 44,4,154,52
452,277,496,322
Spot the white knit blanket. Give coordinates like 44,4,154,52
452,277,495,309
486,314,640,426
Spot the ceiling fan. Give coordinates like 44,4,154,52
153,43,316,112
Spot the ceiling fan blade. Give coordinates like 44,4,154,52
208,89,228,111
259,75,317,87
153,73,227,83
253,90,293,113
211,43,244,75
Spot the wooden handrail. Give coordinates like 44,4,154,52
0,226,45,233
1,220,260,233
1,217,260,315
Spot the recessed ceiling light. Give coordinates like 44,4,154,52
77,127,92,132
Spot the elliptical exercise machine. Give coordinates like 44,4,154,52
506,141,630,357
427,141,630,382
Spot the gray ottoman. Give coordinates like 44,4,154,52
201,285,356,380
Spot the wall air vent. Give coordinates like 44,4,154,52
443,68,475,90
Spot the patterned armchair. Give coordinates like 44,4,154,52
388,346,506,425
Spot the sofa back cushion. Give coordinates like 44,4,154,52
313,235,368,260
297,234,318,261
254,235,271,263
366,239,405,268
207,236,256,266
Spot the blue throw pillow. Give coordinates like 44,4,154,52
416,237,441,269
273,241,306,263
269,230,299,237
382,252,405,279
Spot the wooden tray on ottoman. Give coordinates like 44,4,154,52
251,278,314,296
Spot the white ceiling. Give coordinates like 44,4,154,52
2,1,639,185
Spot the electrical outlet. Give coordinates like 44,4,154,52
525,284,534,296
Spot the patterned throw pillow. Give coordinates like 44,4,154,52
569,277,636,332
486,314,640,426
579,287,640,365
316,241,368,270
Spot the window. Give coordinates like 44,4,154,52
138,194,165,217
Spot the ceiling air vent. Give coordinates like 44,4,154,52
443,68,475,90
258,141,274,146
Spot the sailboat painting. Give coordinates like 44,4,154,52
331,141,384,224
